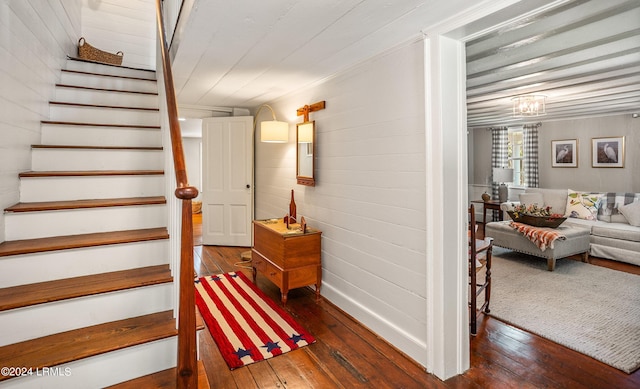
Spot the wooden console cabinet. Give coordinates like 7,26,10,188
251,219,322,305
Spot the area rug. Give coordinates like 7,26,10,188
488,249,640,374
195,271,315,369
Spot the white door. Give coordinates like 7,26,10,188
201,116,253,246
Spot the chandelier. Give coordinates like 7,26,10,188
512,95,546,117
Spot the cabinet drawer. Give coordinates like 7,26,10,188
251,250,266,272
263,261,283,287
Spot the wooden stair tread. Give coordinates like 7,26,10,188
56,83,158,95
66,56,157,73
106,360,210,388
61,68,157,82
50,100,159,112
5,196,166,213
19,170,164,178
0,311,176,383
31,144,163,151
41,120,160,129
0,264,172,312
0,227,169,257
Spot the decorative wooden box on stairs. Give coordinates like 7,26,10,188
0,57,204,387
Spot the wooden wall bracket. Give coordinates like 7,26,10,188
296,101,326,122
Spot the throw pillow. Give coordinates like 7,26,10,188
565,190,603,220
618,201,640,227
519,193,544,207
597,192,640,223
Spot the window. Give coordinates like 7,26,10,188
507,127,524,186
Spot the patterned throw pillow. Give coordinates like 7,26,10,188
597,192,640,223
565,190,603,220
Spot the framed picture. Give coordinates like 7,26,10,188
551,139,577,167
592,136,624,168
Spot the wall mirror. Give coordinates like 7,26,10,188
296,121,315,186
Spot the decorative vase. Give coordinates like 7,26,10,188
481,192,491,202
289,189,297,222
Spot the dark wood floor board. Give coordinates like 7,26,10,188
272,347,344,389
311,295,449,388
482,317,630,389
199,327,243,389
283,295,421,389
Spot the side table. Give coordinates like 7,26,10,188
471,200,503,225
251,219,322,305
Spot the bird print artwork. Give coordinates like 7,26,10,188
556,145,570,163
603,143,617,163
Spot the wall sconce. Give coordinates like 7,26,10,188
512,95,546,117
253,104,288,143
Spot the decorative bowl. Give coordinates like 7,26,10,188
507,212,566,228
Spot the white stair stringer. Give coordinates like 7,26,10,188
0,240,168,288
0,337,177,389
0,283,173,347
31,147,163,171
5,204,167,241
41,122,162,148
19,174,165,202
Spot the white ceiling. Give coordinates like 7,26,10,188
169,0,640,126
466,0,640,127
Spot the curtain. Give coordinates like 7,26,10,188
491,127,509,200
523,124,539,188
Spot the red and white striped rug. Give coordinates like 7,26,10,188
195,271,316,369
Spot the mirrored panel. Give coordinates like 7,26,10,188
296,121,315,186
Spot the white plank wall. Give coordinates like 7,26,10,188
80,0,156,70
255,39,428,364
0,0,80,242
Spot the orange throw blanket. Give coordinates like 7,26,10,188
510,222,566,251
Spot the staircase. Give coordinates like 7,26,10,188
0,58,204,388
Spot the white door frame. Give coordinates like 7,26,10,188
422,0,561,380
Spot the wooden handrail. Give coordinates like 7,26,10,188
154,1,199,388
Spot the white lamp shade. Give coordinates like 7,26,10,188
297,122,314,143
260,120,288,143
492,168,514,183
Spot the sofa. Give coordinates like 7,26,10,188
499,188,640,267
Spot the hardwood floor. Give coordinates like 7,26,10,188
192,215,639,388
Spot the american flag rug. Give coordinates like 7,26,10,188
195,271,316,369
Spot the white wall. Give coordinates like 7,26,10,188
0,0,81,242
254,40,428,363
80,0,156,70
469,114,640,195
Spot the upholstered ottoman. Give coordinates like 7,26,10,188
485,221,591,271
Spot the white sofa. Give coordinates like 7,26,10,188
500,188,640,267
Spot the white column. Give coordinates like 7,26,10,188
424,33,469,380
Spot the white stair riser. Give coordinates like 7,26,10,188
5,205,167,240
50,105,159,127
32,148,163,171
0,240,168,288
0,337,177,389
41,124,162,147
0,283,173,347
65,60,156,80
55,86,159,109
60,71,157,93
19,175,165,202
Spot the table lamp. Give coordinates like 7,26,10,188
493,167,514,203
